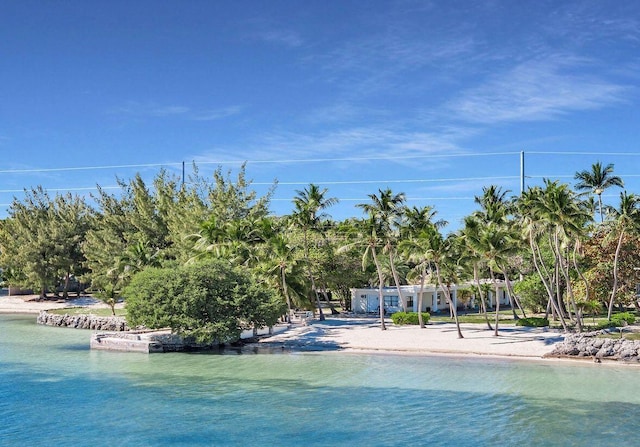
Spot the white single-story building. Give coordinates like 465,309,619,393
350,281,511,314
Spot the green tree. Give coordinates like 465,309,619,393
0,188,92,298
458,215,494,330
357,188,407,316
124,259,285,344
574,162,624,222
400,205,446,328
604,192,640,319
292,184,338,321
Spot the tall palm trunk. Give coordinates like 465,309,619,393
371,246,387,330
573,240,589,330
281,266,292,322
435,263,463,338
556,242,582,331
607,229,625,320
473,263,492,330
303,228,324,321
502,268,526,319
490,269,500,337
529,231,568,331
417,265,426,328
389,247,405,312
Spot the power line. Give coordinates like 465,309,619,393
0,162,182,174
1,150,638,176
527,151,640,156
255,175,520,186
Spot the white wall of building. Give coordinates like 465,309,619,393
351,282,510,314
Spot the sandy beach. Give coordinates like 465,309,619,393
253,317,566,360
1,295,566,360
0,295,117,314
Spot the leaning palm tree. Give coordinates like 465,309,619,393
459,215,493,330
399,206,447,328
472,185,525,319
358,188,407,313
338,217,389,330
604,192,640,320
574,162,624,222
516,186,568,330
292,184,338,321
423,225,464,338
261,233,300,320
542,182,592,331
468,221,521,336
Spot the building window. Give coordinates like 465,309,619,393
406,296,414,308
384,295,399,307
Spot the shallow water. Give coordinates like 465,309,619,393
1,314,639,446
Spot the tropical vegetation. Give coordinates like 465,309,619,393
0,161,638,338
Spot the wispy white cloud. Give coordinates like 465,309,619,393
108,102,243,121
253,29,303,48
446,56,629,124
241,17,304,48
308,29,477,97
108,102,190,118
192,106,244,121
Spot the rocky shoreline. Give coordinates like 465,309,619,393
545,330,640,362
37,310,129,331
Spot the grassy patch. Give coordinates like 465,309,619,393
430,311,519,325
48,307,126,317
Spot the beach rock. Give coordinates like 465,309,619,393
546,330,640,362
37,310,129,331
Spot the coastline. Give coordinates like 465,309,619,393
0,294,117,314
3,295,635,366
248,317,569,362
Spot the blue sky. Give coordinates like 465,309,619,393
1,0,639,231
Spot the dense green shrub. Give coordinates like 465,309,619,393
124,259,286,344
391,312,430,325
515,317,549,327
611,312,636,325
595,313,636,330
513,274,548,313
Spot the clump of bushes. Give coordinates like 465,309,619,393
391,312,430,325
515,317,549,327
597,312,636,330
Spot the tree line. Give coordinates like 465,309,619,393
0,161,638,339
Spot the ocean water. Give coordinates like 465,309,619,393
1,314,639,446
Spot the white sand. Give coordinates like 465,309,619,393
255,317,566,360
1,297,565,360
0,295,119,314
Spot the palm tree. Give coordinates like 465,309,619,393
261,233,300,320
516,185,569,331
358,188,407,314
292,184,338,321
530,180,592,330
426,227,464,339
338,217,389,329
472,185,525,319
400,206,447,328
474,185,511,224
604,192,640,320
467,220,521,336
574,162,624,222
459,215,493,330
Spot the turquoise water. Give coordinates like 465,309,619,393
2,314,640,446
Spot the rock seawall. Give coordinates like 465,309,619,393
546,330,640,362
37,310,128,331
91,331,218,353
